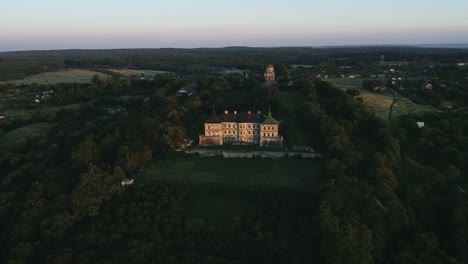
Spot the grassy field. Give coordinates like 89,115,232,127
280,90,304,113
399,157,437,185
108,69,170,77
0,69,109,85
3,104,81,119
139,156,321,224
141,156,321,189
326,78,365,90
326,78,435,120
280,90,312,146
0,123,56,153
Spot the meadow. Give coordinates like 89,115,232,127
139,155,321,224
326,78,435,120
107,69,170,77
3,104,80,118
0,69,109,85
0,122,56,153
280,90,312,146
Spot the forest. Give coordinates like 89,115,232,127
0,47,468,263
2,46,468,81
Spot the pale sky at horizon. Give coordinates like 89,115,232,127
1,0,468,51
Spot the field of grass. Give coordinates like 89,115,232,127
281,90,304,113
399,157,440,186
0,69,109,85
326,78,435,120
108,69,170,76
141,156,321,189
0,123,56,153
280,90,312,146
2,104,81,119
139,156,321,224
326,78,365,90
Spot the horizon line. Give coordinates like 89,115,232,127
2,43,468,53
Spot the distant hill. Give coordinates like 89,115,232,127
415,43,468,49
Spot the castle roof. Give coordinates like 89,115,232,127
206,112,266,124
262,109,278,124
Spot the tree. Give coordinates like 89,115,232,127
294,78,315,96
447,165,461,183
276,64,290,82
71,165,119,218
72,139,99,168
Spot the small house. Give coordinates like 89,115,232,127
176,83,199,97
121,178,134,186
423,83,433,90
440,100,456,109
374,86,387,92
416,122,425,128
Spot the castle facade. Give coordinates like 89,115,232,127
199,109,283,148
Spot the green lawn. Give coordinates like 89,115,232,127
139,156,322,225
281,90,305,113
326,78,364,90
0,123,56,153
280,90,312,146
108,69,171,76
141,156,321,189
3,104,81,118
399,157,440,187
0,69,109,85
326,78,435,120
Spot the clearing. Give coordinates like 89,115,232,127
326,78,435,120
2,104,81,119
280,90,312,146
108,69,171,77
139,155,321,224
0,123,56,153
141,156,321,189
0,69,109,85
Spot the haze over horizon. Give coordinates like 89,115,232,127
2,0,468,52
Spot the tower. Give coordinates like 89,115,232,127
264,64,275,83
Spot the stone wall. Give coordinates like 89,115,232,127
259,137,283,148
199,135,222,146
185,149,323,159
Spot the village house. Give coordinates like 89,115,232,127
440,100,456,109
199,108,283,148
374,86,387,92
423,83,433,90
121,178,134,186
176,83,199,97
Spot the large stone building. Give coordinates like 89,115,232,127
199,109,283,148
264,64,275,83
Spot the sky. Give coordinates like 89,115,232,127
1,0,468,51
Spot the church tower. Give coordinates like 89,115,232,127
264,64,275,83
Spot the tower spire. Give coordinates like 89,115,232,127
212,104,216,116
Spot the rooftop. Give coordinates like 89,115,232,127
206,111,266,123
206,109,279,124
263,109,278,124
